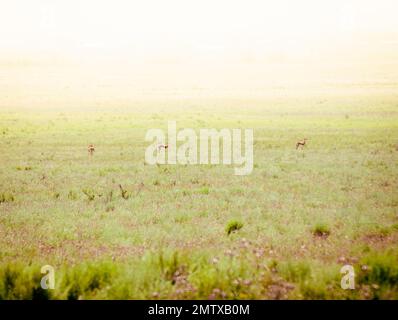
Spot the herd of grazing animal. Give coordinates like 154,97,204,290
87,143,168,156
87,140,307,156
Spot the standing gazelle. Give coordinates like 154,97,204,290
88,144,95,156
296,138,307,149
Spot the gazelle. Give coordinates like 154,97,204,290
296,138,307,149
88,144,95,156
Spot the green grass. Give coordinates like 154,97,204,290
0,89,398,299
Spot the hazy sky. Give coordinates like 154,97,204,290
1,0,398,106
1,0,397,60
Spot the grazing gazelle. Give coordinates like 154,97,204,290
157,144,169,150
296,138,307,149
88,144,95,156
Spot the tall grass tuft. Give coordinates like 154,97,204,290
226,220,244,235
82,188,95,201
0,192,15,203
312,223,330,237
119,184,130,199
0,264,50,300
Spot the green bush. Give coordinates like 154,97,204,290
226,220,244,235
59,263,115,300
359,252,398,286
312,223,330,237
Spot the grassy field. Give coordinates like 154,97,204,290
1,88,398,299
